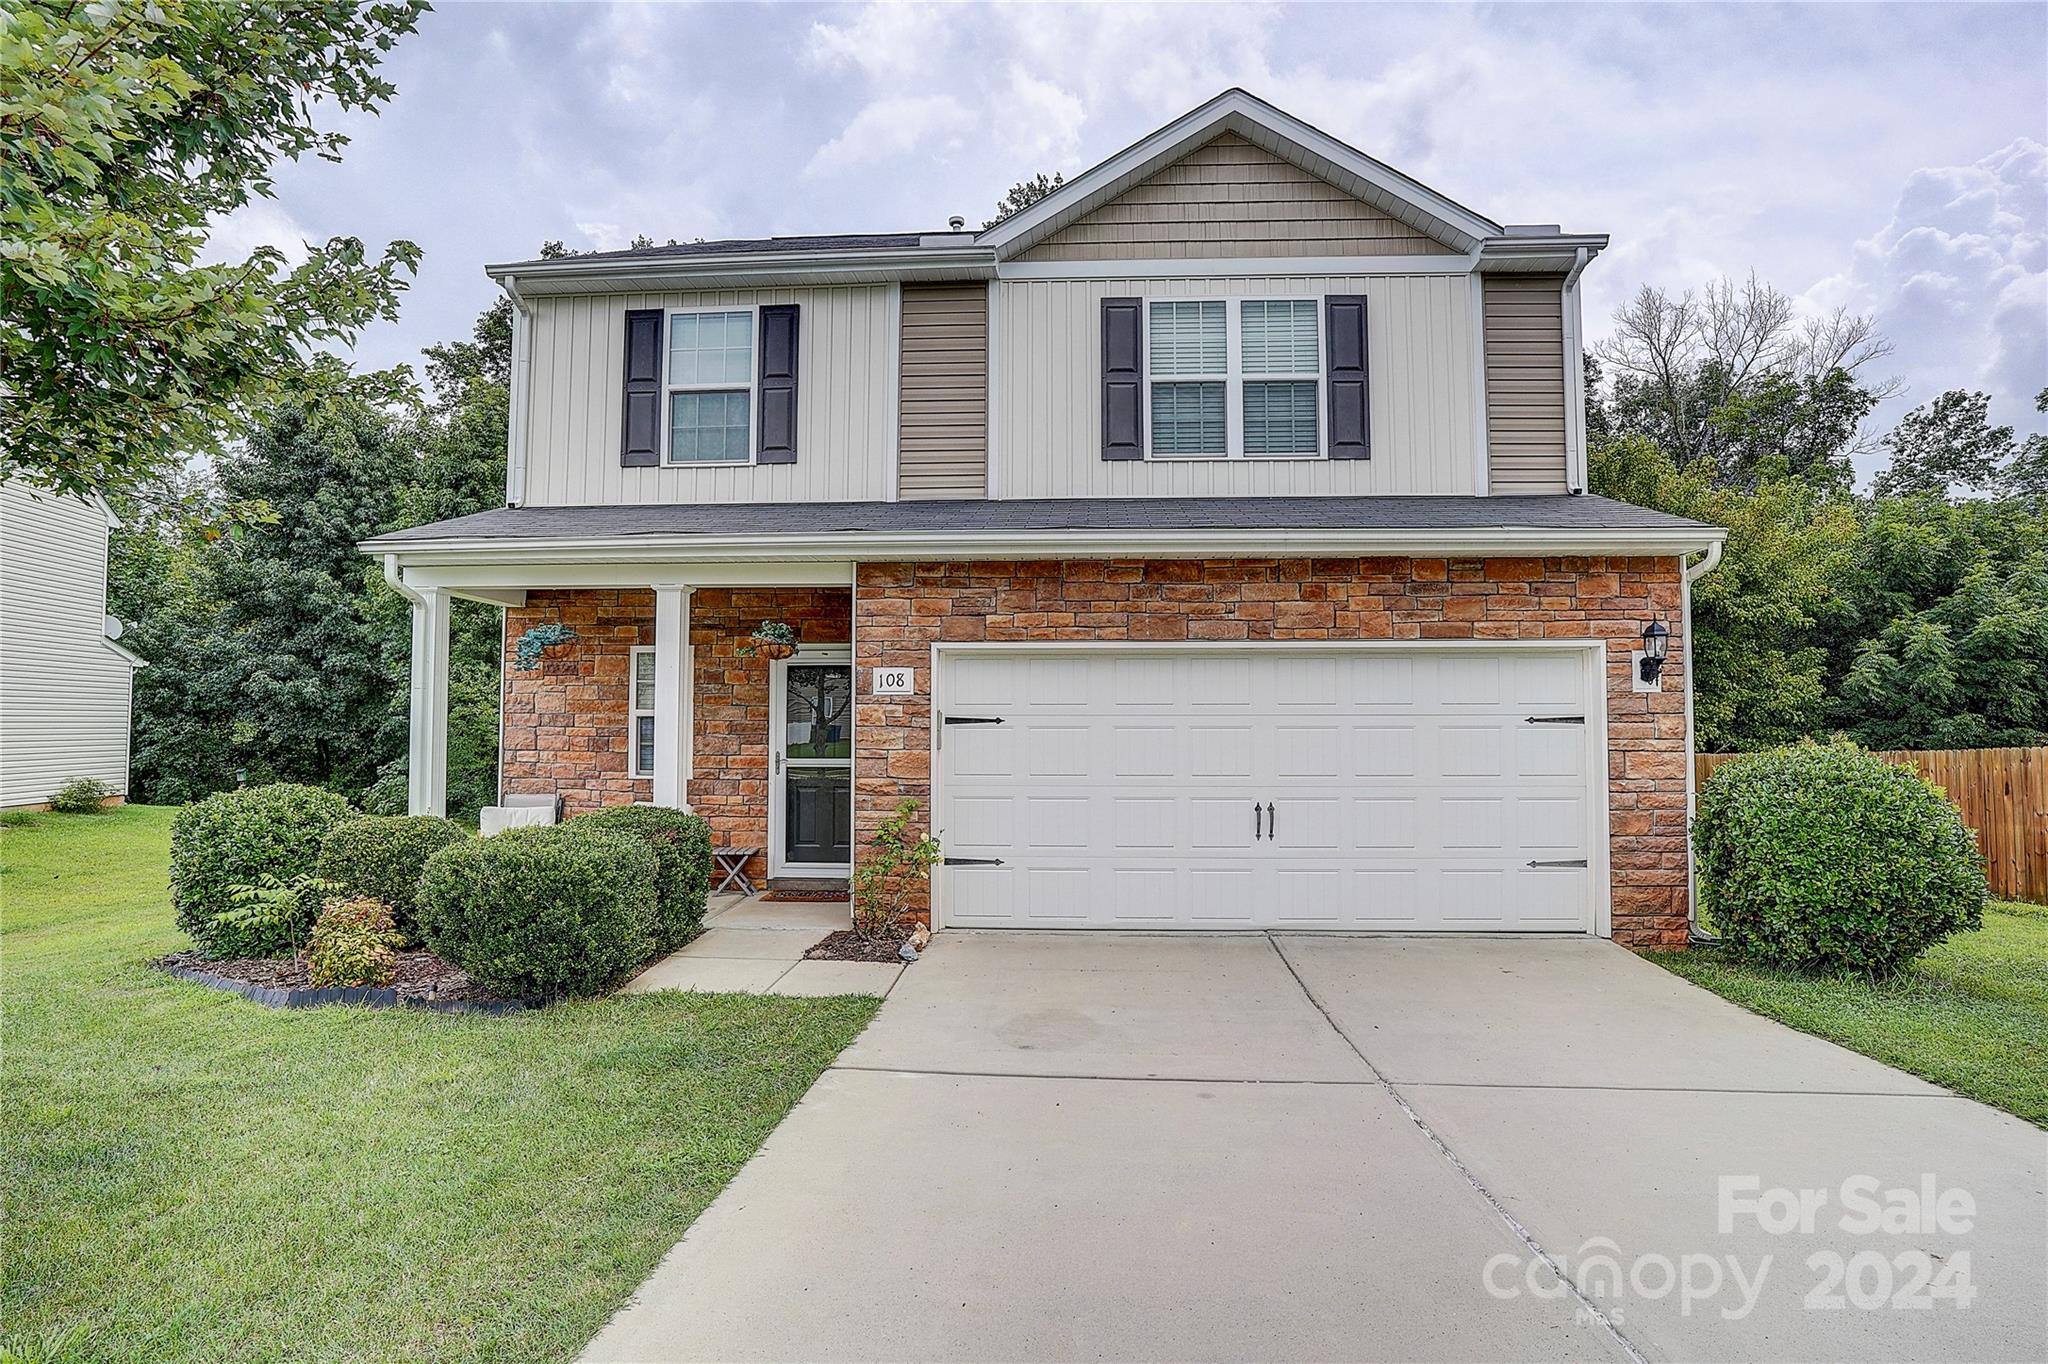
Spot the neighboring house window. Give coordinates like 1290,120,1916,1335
629,647,656,778
668,309,754,464
1145,298,1322,459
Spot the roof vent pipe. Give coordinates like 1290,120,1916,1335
947,215,965,231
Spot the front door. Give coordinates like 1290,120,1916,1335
771,652,853,876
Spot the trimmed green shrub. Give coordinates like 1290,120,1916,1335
416,824,657,1000
207,873,339,959
307,897,403,989
1694,742,1987,976
565,805,712,951
317,814,470,941
170,784,358,949
48,777,113,814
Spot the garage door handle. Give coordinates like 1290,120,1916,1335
1265,802,1276,838
1527,859,1588,868
1253,801,1263,840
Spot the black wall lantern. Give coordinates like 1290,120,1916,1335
1639,620,1671,684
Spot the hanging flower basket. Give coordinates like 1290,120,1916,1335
737,621,798,660
513,623,578,670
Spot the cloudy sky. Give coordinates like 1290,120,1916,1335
232,1,2048,479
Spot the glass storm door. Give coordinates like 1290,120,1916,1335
772,656,853,874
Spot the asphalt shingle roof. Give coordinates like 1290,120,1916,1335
371,494,1716,545
495,234,930,270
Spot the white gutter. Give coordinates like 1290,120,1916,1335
501,275,533,508
364,525,1726,567
1561,246,1592,493
1681,539,1726,943
382,554,426,606
482,246,996,292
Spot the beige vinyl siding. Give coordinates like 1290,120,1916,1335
519,286,895,506
1020,133,1459,262
897,283,988,499
1483,274,1570,494
991,273,1479,499
0,484,135,806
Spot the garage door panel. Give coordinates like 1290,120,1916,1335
938,650,1596,933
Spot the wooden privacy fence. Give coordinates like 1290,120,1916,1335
1695,747,2048,906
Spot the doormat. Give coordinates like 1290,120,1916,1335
760,890,851,903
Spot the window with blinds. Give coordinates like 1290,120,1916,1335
1144,298,1321,459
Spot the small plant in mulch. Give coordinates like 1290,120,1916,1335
815,798,941,962
305,897,404,990
208,873,340,959
735,620,798,660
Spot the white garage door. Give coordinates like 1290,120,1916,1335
935,648,1598,932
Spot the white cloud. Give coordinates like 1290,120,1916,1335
203,201,312,267
1807,139,2047,445
803,94,972,179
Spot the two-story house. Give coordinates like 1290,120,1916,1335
365,90,1724,948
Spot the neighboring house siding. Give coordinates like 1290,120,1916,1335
518,286,895,507
1019,133,1460,262
897,283,988,499
991,273,1479,499
1483,274,1570,494
0,483,135,807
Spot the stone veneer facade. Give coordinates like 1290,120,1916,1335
502,586,849,885
852,556,1691,948
501,557,1691,947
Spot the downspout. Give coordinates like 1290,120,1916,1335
1682,540,1725,943
501,274,533,509
1560,247,1591,494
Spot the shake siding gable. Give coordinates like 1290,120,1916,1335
1020,132,1462,262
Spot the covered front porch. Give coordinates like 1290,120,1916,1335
382,555,859,890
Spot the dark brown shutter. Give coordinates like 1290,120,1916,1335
1325,295,1370,460
620,308,663,467
1101,297,1143,460
756,304,799,464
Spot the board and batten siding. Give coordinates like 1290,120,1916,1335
1483,274,1570,494
1020,133,1459,262
991,273,1479,499
518,286,895,507
0,483,136,807
897,283,988,499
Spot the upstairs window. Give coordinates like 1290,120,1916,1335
668,309,754,463
1144,298,1322,459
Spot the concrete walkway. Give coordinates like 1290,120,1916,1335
585,933,2048,1363
621,893,901,998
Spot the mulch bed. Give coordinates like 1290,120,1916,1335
154,949,523,1014
804,929,919,963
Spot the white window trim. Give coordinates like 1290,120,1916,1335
1142,295,1327,462
628,645,657,779
663,303,759,468
628,643,696,782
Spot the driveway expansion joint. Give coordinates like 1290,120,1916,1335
1265,933,1651,1364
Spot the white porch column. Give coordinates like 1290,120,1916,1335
652,585,693,809
407,586,451,816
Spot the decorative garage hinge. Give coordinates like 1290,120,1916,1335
1526,859,1590,868
943,857,1004,867
936,712,1003,750
1524,715,1586,725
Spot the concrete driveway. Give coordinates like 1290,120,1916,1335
583,934,2048,1364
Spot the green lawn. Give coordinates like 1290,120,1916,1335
1655,901,2048,1127
0,806,879,1364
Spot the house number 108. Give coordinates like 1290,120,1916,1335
871,667,915,696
